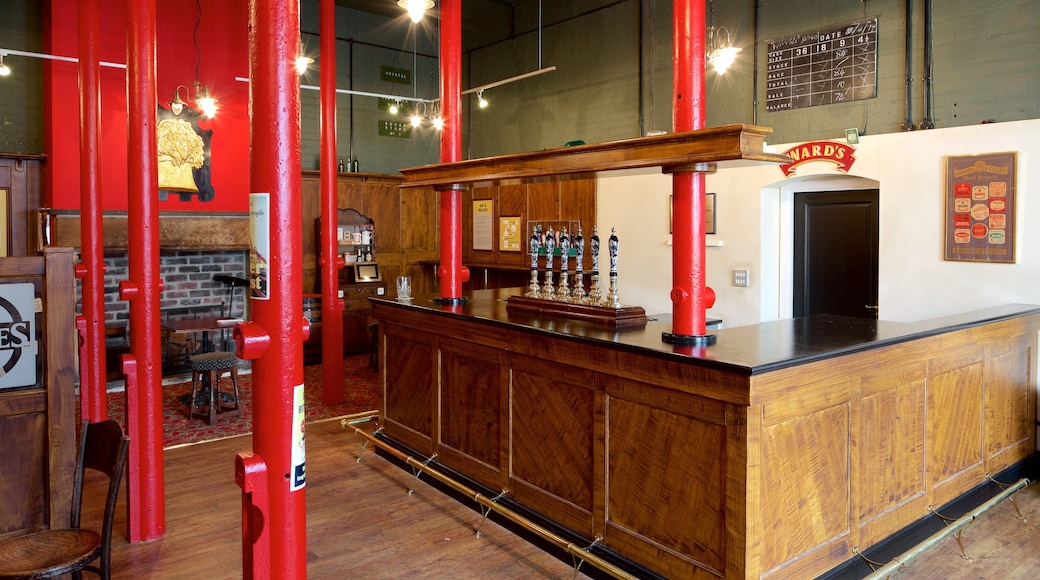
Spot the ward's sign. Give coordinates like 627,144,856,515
0,283,37,389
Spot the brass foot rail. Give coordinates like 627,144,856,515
862,476,1029,579
341,418,639,580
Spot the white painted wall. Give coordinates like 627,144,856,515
598,119,1039,327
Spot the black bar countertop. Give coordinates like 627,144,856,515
371,287,1040,375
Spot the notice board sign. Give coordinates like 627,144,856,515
943,152,1016,263
766,18,877,112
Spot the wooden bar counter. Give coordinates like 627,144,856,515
371,289,1039,579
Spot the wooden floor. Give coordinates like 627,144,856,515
82,418,592,579
82,419,1040,579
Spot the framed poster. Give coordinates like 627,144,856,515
473,200,493,251
499,216,521,251
943,152,1016,263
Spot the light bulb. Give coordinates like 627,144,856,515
0,57,10,77
195,84,218,118
711,46,741,75
477,92,488,109
410,114,422,128
398,0,434,23
295,55,314,75
389,102,399,115
432,116,444,130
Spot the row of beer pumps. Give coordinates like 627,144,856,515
526,224,621,308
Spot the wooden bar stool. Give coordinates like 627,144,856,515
188,351,241,425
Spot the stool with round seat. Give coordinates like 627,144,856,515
189,351,241,425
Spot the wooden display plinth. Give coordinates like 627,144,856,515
506,294,647,326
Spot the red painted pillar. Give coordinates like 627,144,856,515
242,0,307,576
436,0,469,301
664,0,716,345
121,0,166,541
319,0,345,404
76,0,107,422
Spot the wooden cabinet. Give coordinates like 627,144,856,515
0,250,77,540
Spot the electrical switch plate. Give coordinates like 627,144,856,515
732,268,749,287
377,287,385,296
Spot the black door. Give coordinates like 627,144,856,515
793,189,879,319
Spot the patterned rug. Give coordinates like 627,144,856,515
92,355,379,448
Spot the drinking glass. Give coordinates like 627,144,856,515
396,276,412,300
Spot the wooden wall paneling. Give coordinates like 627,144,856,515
983,333,1035,470
760,403,852,577
399,186,438,253
436,337,507,490
561,178,596,271
927,342,986,506
335,176,365,215
381,323,436,455
526,181,560,221
604,374,729,579
364,178,403,254
508,354,597,535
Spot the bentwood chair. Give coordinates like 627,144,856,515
0,420,129,580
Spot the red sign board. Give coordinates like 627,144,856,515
779,141,858,176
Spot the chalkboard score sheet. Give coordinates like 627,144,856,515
766,18,878,112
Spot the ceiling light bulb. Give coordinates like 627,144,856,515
398,0,434,24
195,84,217,118
432,116,444,130
389,101,399,115
710,46,741,75
295,55,314,75
410,114,422,128
477,92,488,109
0,55,10,77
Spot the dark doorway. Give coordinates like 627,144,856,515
793,189,879,319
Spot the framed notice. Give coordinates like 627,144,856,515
472,200,494,251
943,152,1016,263
499,216,521,251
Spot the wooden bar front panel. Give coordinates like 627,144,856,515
375,299,1039,579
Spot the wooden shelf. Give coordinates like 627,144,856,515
398,124,791,189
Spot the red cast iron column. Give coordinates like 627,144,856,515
77,0,107,421
437,0,469,301
664,0,716,345
245,0,308,575
319,0,345,404
121,0,166,541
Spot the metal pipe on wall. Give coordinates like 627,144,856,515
319,0,346,405
901,0,916,131
122,0,166,542
76,0,106,422
437,0,470,302
919,0,934,129
664,0,715,345
244,0,308,574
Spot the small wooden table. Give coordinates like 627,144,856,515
161,317,236,352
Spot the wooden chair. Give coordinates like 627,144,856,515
0,420,129,580
188,351,241,425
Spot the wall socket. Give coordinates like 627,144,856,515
732,268,750,287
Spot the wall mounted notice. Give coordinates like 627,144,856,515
0,283,37,389
766,18,877,112
473,200,493,251
943,152,1016,263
